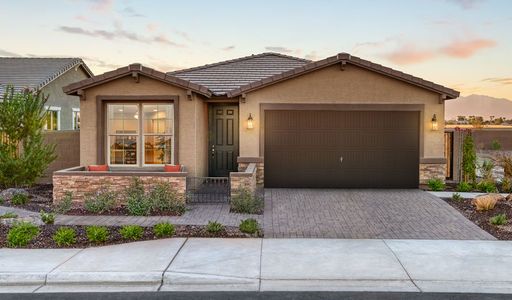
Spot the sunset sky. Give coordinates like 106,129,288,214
1,0,510,99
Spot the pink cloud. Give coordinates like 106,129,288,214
89,0,114,12
384,45,436,64
146,23,158,32
440,38,496,58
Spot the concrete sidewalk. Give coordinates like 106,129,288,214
1,238,512,294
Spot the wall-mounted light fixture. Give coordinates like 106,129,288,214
431,114,438,131
247,113,254,129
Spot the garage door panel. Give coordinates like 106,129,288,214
264,110,419,188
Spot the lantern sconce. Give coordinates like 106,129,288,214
247,113,254,129
431,114,439,131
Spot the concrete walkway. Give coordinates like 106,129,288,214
1,238,512,294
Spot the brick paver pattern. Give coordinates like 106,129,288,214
263,189,495,240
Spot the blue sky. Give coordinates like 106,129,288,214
0,0,511,99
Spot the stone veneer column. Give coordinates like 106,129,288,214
419,158,447,184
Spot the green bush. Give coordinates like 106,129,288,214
0,212,17,218
125,178,152,216
86,226,109,243
230,188,263,214
11,193,29,205
500,177,512,193
491,140,502,150
7,222,39,248
477,181,498,193
153,222,175,238
54,191,73,214
427,178,445,191
489,214,507,226
457,181,473,192
462,133,477,183
0,86,56,188
53,227,77,247
150,182,186,215
0,196,4,204
119,225,144,240
84,188,116,213
40,210,55,224
452,193,463,202
206,221,224,234
479,160,495,182
239,218,259,234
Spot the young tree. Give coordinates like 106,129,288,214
462,131,477,183
0,86,56,187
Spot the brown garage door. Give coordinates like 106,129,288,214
264,110,419,188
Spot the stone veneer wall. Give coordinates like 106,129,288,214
53,167,187,205
237,157,264,186
419,163,447,184
230,163,257,198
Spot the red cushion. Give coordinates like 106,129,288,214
88,165,109,172
164,164,181,172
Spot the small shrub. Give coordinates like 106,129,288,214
477,180,498,193
489,214,507,226
491,140,502,150
206,221,224,234
84,188,116,213
457,181,473,192
0,212,17,219
119,225,144,240
54,191,73,214
499,155,512,178
53,227,77,247
239,218,259,234
40,210,55,224
0,196,4,204
462,133,477,183
500,177,512,193
230,188,263,214
479,160,495,182
473,195,499,211
86,225,109,243
7,222,39,248
427,178,445,191
452,193,463,202
11,193,29,205
150,182,186,215
125,178,152,216
153,222,175,238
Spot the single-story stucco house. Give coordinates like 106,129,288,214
55,52,459,202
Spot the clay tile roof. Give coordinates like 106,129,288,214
170,52,311,96
0,57,93,95
226,53,460,99
63,64,212,98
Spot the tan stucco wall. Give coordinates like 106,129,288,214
239,64,445,160
79,75,208,176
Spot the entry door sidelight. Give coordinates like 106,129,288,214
208,104,239,177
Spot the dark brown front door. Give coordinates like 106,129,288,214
264,110,420,188
209,104,239,177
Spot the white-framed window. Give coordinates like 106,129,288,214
106,103,174,166
44,106,61,131
72,108,80,130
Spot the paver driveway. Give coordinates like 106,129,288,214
263,189,495,240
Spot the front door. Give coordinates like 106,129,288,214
208,104,239,177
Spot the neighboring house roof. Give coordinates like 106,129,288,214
0,57,94,95
226,53,460,99
63,63,212,98
170,53,311,96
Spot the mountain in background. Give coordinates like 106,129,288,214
445,94,512,120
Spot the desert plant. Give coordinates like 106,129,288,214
457,181,473,192
477,180,498,193
452,193,463,202
153,222,175,238
489,214,507,226
491,140,502,150
230,188,263,214
0,196,4,204
7,221,39,248
239,218,259,234
11,193,29,205
125,178,152,216
0,86,56,188
84,188,116,213
427,178,445,191
500,177,512,193
206,221,224,234
479,160,495,182
473,195,499,211
54,191,73,214
499,155,512,179
462,133,477,183
0,212,17,218
86,225,109,243
119,225,144,240
52,227,77,247
150,182,186,215
40,210,55,224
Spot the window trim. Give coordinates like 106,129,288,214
97,95,179,167
72,108,80,130
44,106,61,131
